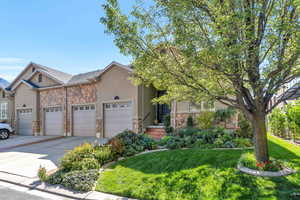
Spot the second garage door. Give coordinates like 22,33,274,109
45,107,63,136
104,101,133,138
73,105,96,136
18,109,33,136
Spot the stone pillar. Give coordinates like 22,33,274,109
96,118,103,138
32,120,40,136
133,118,143,133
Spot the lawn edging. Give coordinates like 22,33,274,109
237,164,297,177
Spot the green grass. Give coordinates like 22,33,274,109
96,135,300,200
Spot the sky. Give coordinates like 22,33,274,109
0,0,146,82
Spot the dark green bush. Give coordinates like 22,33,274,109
187,115,194,127
61,170,100,192
109,130,156,157
237,113,253,138
166,136,184,149
47,170,65,185
176,127,201,137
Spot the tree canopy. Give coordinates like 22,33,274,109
101,0,300,162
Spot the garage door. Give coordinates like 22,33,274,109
45,107,63,136
73,105,96,136
18,109,33,136
104,101,133,138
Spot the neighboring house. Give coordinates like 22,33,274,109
0,78,14,125
6,62,237,138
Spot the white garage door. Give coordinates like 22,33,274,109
104,101,133,138
45,107,63,136
18,109,33,136
73,105,96,136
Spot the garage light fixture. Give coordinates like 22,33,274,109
114,96,120,100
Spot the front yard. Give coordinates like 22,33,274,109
96,135,300,200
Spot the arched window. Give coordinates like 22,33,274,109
38,74,43,82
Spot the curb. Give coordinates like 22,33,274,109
0,178,89,200
0,136,65,152
237,164,297,177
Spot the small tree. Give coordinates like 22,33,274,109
101,0,300,162
186,115,194,127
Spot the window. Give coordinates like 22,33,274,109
2,91,5,99
0,102,8,120
189,101,215,112
32,67,35,72
38,74,43,82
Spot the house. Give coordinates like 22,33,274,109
0,78,14,125
6,62,237,138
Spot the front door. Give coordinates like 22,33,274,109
157,103,170,123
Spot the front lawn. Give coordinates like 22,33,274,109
96,135,300,200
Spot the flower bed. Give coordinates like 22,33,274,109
238,152,296,177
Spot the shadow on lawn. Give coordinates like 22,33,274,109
109,141,300,199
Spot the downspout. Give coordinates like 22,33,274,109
65,87,68,136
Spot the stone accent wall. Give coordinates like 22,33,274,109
96,119,102,137
39,88,66,135
133,118,143,133
67,84,97,135
174,112,238,129
67,84,97,104
40,88,65,106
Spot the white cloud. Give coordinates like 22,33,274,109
0,65,24,71
0,57,25,64
0,74,16,82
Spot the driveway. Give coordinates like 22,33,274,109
0,136,107,178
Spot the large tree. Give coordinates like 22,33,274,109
101,0,300,162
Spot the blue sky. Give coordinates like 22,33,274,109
0,0,144,81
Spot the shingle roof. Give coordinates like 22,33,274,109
33,63,72,83
66,69,104,86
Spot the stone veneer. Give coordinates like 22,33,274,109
174,113,238,129
66,84,97,135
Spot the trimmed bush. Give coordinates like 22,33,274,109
61,170,100,192
60,143,94,172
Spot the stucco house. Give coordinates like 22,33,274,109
6,61,237,138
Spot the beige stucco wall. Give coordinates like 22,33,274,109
14,83,39,135
96,65,138,136
10,65,36,89
29,72,60,88
138,85,156,130
175,100,227,113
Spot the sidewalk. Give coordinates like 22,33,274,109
0,171,134,200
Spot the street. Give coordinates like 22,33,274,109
0,181,74,200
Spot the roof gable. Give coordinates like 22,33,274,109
8,62,72,91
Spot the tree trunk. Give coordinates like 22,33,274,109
251,113,269,163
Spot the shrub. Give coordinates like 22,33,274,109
166,137,184,149
38,166,47,182
187,115,194,127
233,138,252,148
61,170,99,192
109,137,125,155
158,136,172,146
163,114,174,133
47,170,65,185
269,108,287,137
176,127,201,137
214,107,236,124
109,130,156,157
60,143,94,172
94,145,115,165
196,111,215,129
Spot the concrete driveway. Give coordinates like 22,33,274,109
0,136,107,178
